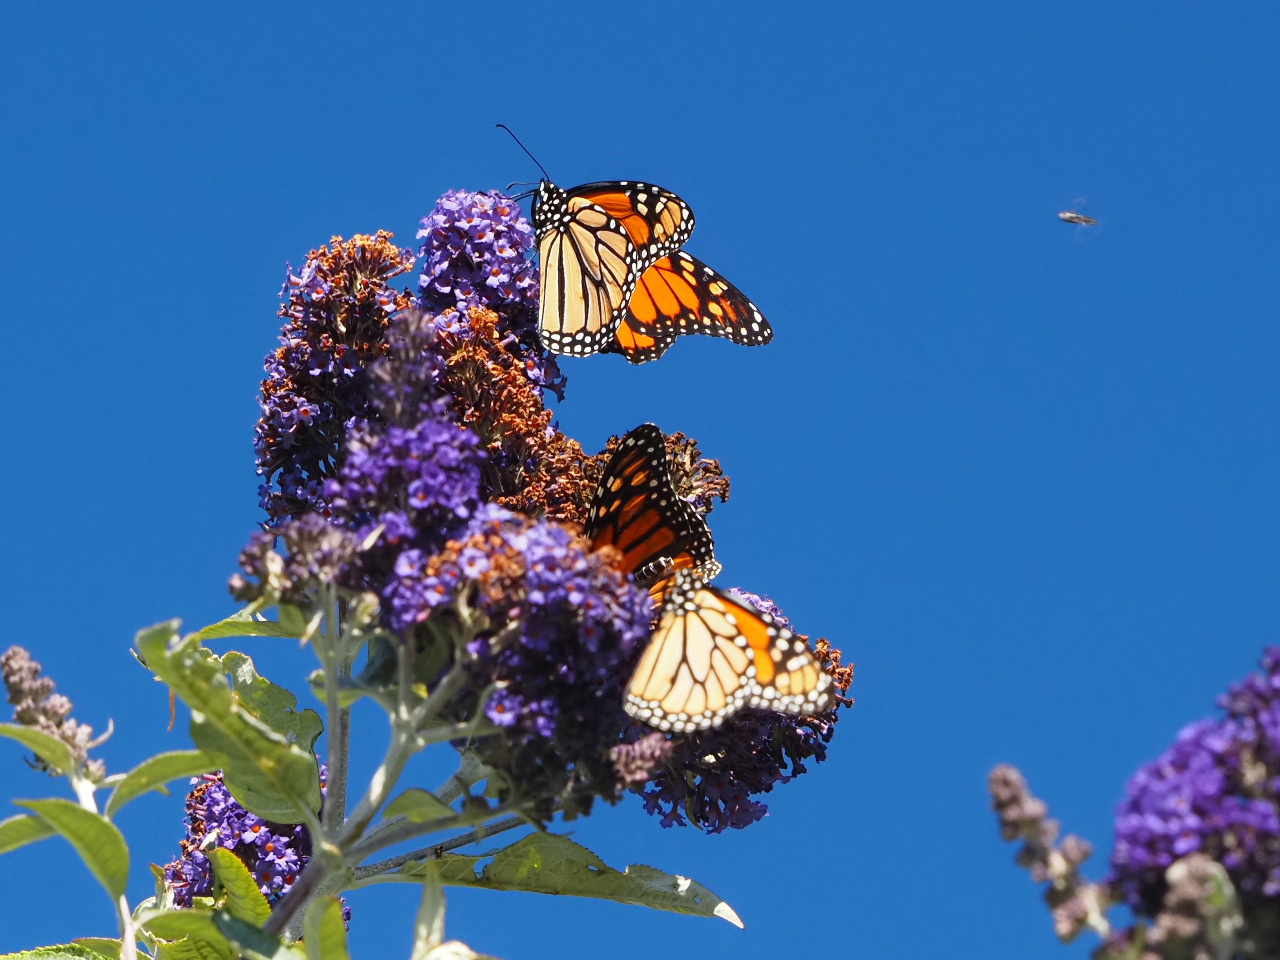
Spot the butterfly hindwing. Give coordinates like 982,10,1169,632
583,424,719,585
625,570,834,732
627,250,772,346
602,315,678,364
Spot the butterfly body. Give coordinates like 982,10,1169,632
531,180,771,363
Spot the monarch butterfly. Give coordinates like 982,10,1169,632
532,181,772,363
582,423,721,593
624,569,834,732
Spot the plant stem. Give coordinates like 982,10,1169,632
347,801,520,863
351,814,527,882
114,894,137,960
322,588,349,834
434,751,490,805
337,723,418,848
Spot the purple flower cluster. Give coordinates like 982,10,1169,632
415,190,562,399
326,412,482,556
389,504,654,819
417,190,537,318
254,233,415,524
163,767,349,925
639,590,844,833
229,513,359,606
1109,647,1280,914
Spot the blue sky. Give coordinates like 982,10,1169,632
2,2,1279,957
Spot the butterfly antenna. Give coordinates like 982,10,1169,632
496,124,551,182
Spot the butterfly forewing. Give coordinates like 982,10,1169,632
625,570,834,732
569,181,694,272
536,192,635,356
583,424,719,585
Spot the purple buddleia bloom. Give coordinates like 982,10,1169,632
325,409,483,601
415,190,563,400
162,765,350,927
390,504,652,820
1108,647,1280,915
228,513,360,605
417,190,537,319
254,233,415,525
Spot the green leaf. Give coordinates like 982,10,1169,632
0,813,56,854
386,789,454,824
0,722,75,774
303,897,350,960
140,909,234,960
397,833,742,927
207,849,271,926
105,750,217,819
276,605,317,641
194,610,305,642
220,652,323,752
210,911,299,960
305,671,375,711
154,941,226,960
135,622,321,824
0,945,111,960
150,862,170,908
15,798,129,901
69,939,122,960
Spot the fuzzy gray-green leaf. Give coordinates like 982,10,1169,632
135,623,321,824
303,897,350,960
0,813,56,855
385,789,455,824
14,799,129,901
207,848,272,926
396,833,742,926
0,945,112,960
0,723,76,774
105,750,217,819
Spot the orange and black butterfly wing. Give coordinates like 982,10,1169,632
567,181,694,273
533,184,635,356
626,250,772,348
625,571,834,732
532,180,694,357
602,315,678,364
583,424,719,585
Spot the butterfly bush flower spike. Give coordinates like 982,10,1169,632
417,190,562,399
388,504,654,819
1109,647,1280,913
2,645,106,779
987,649,1280,957
255,232,416,524
163,767,350,927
